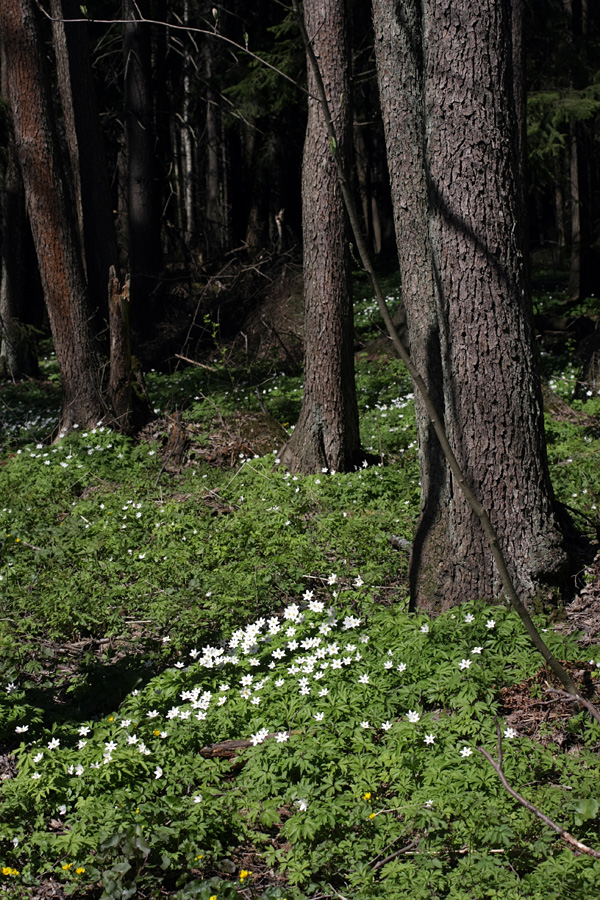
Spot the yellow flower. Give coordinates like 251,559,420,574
209,895,217,900
76,867,85,874
362,792,371,801
108,716,114,722
62,863,72,870
368,812,376,819
195,854,204,860
153,729,161,736
239,869,252,881
1,868,11,876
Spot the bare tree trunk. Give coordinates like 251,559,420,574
180,0,196,248
0,0,105,431
555,179,567,266
373,0,567,611
0,59,40,380
202,38,227,257
50,0,119,331
568,115,582,300
123,0,162,326
280,0,361,474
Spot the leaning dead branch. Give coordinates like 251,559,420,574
478,722,600,860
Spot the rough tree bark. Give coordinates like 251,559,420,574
280,0,361,474
180,0,196,249
373,0,568,611
50,0,119,331
0,58,41,380
123,0,162,327
201,24,229,258
0,0,105,430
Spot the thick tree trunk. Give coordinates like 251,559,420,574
373,0,567,611
280,0,361,474
0,0,105,430
0,75,40,380
50,0,119,330
123,0,162,326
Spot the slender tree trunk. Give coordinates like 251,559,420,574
0,0,105,430
180,0,196,249
555,179,567,266
280,0,361,474
202,39,227,257
568,115,582,300
373,0,567,611
123,0,162,326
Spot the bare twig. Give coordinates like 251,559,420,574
495,717,503,770
174,353,217,372
478,743,600,859
34,2,315,99
326,885,350,900
20,541,43,552
370,837,418,871
545,686,600,727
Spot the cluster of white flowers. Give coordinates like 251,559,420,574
15,591,513,813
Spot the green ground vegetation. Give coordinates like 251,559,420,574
0,287,599,899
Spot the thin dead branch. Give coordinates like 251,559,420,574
545,686,600,727
478,724,600,859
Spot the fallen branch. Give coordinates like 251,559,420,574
478,723,600,859
175,353,217,372
20,540,43,552
200,731,294,758
370,838,418,871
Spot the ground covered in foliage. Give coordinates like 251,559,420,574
0,282,600,899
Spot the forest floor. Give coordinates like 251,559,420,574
1,266,600,900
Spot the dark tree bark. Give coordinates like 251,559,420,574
180,0,196,249
373,0,567,611
200,27,230,259
50,0,119,331
0,60,41,380
0,0,105,430
123,0,162,326
280,0,361,473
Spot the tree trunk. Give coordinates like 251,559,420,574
568,115,582,300
180,0,196,249
373,0,567,611
280,0,361,474
202,37,228,257
123,0,162,326
0,62,41,380
0,0,105,431
50,0,119,331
